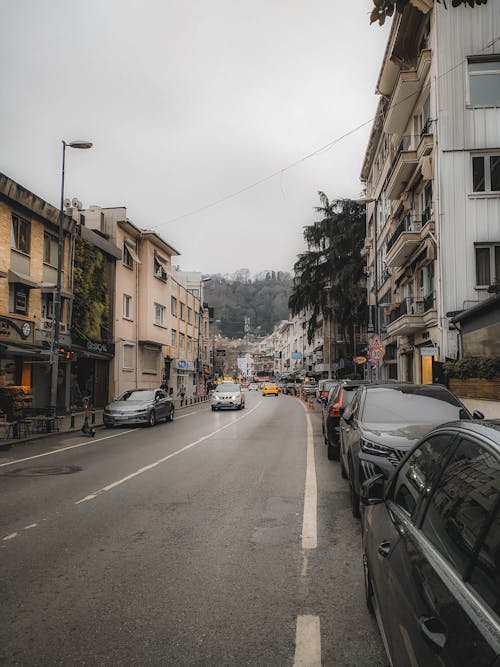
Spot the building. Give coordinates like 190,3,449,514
0,173,76,413
361,0,500,382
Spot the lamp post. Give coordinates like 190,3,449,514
50,140,92,413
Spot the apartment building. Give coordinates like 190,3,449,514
0,173,76,410
361,0,500,382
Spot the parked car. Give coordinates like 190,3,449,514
262,382,279,397
322,380,368,460
361,420,500,667
103,388,174,428
316,379,338,404
339,383,482,518
211,383,245,411
301,381,318,397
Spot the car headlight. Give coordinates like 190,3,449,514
360,439,391,457
232,394,241,401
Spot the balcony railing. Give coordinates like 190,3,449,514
388,298,424,324
384,135,413,187
421,205,433,225
386,214,422,253
423,292,435,312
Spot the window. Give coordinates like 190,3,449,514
42,293,54,319
43,233,58,266
154,303,166,327
187,336,192,354
153,255,167,281
187,307,192,324
392,434,454,517
179,302,185,321
472,154,500,193
123,294,132,320
123,244,133,268
469,507,500,618
179,332,185,349
143,346,158,373
8,284,29,315
171,329,177,346
468,57,500,107
421,437,499,577
11,215,30,254
171,296,177,317
123,343,135,370
475,244,500,286
188,288,200,298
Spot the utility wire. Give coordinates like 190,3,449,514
151,33,499,231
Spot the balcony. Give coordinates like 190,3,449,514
384,48,432,137
385,215,422,267
386,298,425,336
386,146,418,201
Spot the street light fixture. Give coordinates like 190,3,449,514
49,139,93,413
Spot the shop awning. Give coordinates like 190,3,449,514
0,341,49,357
8,270,40,289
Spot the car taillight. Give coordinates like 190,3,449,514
329,402,341,418
321,391,328,397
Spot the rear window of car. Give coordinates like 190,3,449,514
341,386,360,408
361,387,467,423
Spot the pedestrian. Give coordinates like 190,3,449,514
178,384,186,406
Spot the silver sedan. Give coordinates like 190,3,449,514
103,388,174,428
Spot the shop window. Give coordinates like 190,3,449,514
143,346,158,373
0,358,23,387
8,284,29,315
11,215,31,254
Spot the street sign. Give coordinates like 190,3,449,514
369,335,383,350
291,351,302,360
420,347,439,356
369,348,384,362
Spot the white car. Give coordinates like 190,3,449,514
211,383,245,411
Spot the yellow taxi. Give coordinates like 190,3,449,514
262,382,279,397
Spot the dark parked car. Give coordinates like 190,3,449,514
322,380,367,461
316,379,338,404
103,388,174,428
339,383,481,518
361,420,500,667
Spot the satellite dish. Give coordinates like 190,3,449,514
63,198,72,208
72,198,83,210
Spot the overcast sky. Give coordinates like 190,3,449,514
1,0,389,276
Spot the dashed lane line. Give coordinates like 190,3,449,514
294,615,322,667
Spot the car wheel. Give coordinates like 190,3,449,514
148,410,156,427
104,424,113,429
349,457,361,518
327,443,338,461
340,454,348,479
363,554,375,615
211,406,216,412
167,406,175,422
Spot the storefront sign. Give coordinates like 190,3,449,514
353,356,367,365
0,315,35,343
86,341,115,354
420,346,439,356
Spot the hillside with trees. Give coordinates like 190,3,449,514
204,271,292,339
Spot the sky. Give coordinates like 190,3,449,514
0,0,389,276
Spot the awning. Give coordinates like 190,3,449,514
154,254,168,276
0,341,49,357
124,239,141,264
8,270,40,289
40,283,74,299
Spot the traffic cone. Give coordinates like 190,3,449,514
308,397,314,411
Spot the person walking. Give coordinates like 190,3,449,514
178,384,186,407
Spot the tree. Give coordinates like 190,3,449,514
371,0,488,25
289,194,366,347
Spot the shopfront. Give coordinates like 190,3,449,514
71,341,114,408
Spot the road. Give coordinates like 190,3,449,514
0,392,387,666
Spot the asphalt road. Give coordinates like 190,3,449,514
0,393,387,666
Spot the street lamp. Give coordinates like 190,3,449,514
50,139,93,413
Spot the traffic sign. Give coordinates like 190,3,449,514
369,335,383,350
369,348,384,362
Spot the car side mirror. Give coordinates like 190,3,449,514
343,410,353,423
473,410,484,420
360,474,385,506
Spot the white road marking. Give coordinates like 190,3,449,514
300,403,317,549
75,403,262,504
294,615,322,667
0,430,135,468
175,412,195,419
23,524,37,530
3,533,18,541
301,553,308,577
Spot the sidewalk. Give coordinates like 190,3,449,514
0,395,210,449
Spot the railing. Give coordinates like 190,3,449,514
377,266,391,288
386,214,422,253
384,135,414,187
420,118,432,138
421,205,433,225
388,298,424,324
423,292,435,312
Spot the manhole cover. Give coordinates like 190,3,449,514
2,465,82,477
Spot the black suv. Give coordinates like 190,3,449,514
339,383,479,518
322,380,368,461
362,421,500,666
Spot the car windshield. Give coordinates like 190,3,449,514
215,384,240,393
119,390,155,402
361,386,467,423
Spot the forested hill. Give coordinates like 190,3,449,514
204,271,292,338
